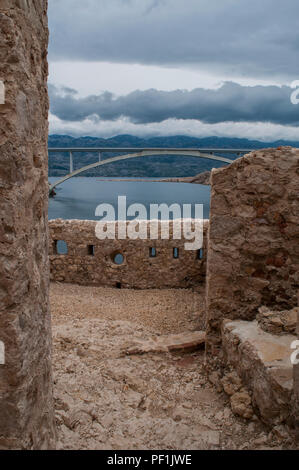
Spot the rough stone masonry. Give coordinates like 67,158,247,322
49,219,208,289
0,0,55,449
206,147,299,341
294,304,299,439
206,147,299,434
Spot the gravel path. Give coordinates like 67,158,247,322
50,283,205,334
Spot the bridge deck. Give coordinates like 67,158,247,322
48,147,252,194
48,147,252,154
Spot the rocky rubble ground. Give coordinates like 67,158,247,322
257,306,298,335
51,283,296,450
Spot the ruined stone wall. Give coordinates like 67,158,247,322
294,302,299,439
206,147,299,341
49,219,208,289
0,1,55,449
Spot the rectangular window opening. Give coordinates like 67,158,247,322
54,240,68,255
88,245,95,256
173,247,179,259
197,248,203,260
149,247,156,258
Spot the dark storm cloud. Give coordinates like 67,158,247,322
48,0,299,79
49,82,299,126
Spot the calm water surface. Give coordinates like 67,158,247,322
48,177,210,220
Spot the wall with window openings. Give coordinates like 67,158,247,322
49,219,208,289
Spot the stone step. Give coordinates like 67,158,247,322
222,319,296,425
124,331,206,355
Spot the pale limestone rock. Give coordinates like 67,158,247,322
222,319,295,425
230,391,253,420
124,331,206,355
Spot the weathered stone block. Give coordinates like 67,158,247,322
222,320,295,426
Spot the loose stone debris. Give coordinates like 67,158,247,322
51,283,297,450
257,306,298,335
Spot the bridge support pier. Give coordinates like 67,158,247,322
69,151,73,173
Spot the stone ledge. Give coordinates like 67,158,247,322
124,331,206,355
222,319,295,426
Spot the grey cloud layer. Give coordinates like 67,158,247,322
49,82,299,126
48,0,299,78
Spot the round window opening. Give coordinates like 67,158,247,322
113,253,125,265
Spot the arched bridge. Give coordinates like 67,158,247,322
48,147,252,195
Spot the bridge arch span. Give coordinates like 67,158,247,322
49,149,233,194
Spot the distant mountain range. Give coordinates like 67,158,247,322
48,134,299,178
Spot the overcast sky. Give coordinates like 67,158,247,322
48,0,299,141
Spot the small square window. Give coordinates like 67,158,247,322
54,240,68,255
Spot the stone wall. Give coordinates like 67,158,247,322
206,147,299,342
0,1,55,449
294,300,299,438
49,219,208,289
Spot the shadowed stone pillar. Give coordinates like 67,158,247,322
0,0,56,449
294,302,299,439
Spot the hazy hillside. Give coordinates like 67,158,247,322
48,135,299,178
